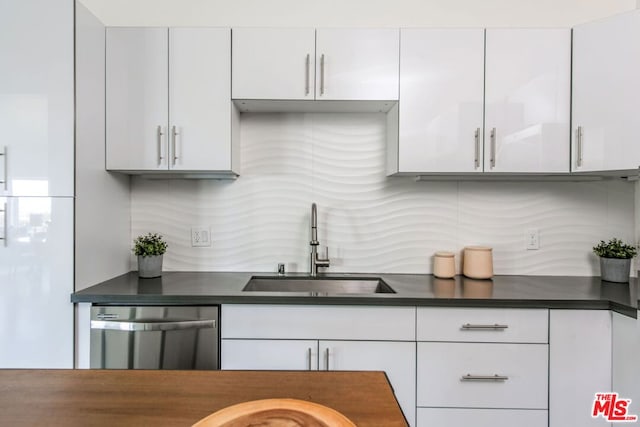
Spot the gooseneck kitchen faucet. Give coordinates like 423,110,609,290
310,203,330,277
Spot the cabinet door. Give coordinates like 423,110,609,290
221,339,318,370
169,28,231,171
0,197,73,368
106,27,169,171
315,29,399,101
320,340,416,426
572,11,640,172
232,28,316,100
549,310,611,427
485,29,570,173
398,29,484,173
0,0,74,197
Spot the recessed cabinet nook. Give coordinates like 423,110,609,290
103,11,640,178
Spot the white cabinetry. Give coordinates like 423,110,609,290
0,0,74,369
572,10,640,173
232,28,315,100
0,197,73,367
315,29,399,101
549,310,612,427
395,29,485,174
232,28,399,102
0,0,74,197
416,308,548,426
222,339,318,370
221,305,416,426
390,28,570,175
484,29,570,173
106,27,239,174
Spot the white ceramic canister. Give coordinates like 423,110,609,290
462,246,493,279
433,251,456,279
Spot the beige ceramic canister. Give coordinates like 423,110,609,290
433,251,456,279
462,246,493,279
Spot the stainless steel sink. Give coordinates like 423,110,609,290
242,276,395,294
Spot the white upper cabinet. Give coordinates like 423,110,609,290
232,28,399,101
232,28,316,100
315,29,399,101
572,11,640,173
0,0,74,197
169,28,233,171
106,28,168,171
396,29,485,173
484,29,571,173
106,27,238,174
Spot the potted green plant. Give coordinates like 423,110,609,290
592,238,637,283
133,232,168,278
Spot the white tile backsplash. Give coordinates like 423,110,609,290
131,113,636,275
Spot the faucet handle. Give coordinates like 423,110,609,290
317,246,330,267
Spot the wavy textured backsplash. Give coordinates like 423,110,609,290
131,113,636,275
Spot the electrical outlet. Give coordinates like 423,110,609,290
525,228,539,250
191,227,211,247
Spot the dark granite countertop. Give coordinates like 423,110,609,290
71,272,639,318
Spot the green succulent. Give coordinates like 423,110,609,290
133,233,168,257
592,238,637,259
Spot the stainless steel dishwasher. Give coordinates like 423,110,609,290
90,306,219,369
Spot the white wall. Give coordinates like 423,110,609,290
131,113,636,276
75,2,131,290
79,0,635,27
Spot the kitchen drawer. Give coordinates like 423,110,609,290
221,305,415,341
417,342,548,409
417,408,547,427
417,308,548,343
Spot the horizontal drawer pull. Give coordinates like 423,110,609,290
461,323,509,330
461,374,509,381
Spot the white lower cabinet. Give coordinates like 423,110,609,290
221,339,318,371
417,342,548,409
416,307,549,427
417,408,547,427
221,305,416,426
320,340,416,425
549,310,612,427
220,305,629,427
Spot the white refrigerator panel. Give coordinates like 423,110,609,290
0,0,74,197
0,197,73,368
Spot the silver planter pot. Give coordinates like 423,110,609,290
599,257,631,283
137,254,163,278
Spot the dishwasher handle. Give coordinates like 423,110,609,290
91,319,216,332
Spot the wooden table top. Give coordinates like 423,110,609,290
0,369,408,426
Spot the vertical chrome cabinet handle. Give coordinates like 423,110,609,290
474,128,480,169
324,347,330,370
307,348,312,370
1,202,7,247
576,126,583,168
0,146,7,191
489,127,496,168
320,54,325,96
156,126,165,166
171,126,179,166
305,54,310,96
